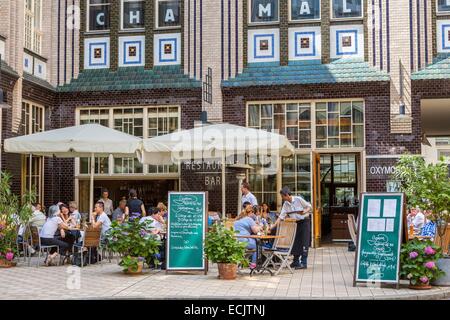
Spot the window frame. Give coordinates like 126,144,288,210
121,0,146,31
86,0,111,33
436,0,450,15
76,106,181,177
288,0,322,23
329,0,364,21
248,0,281,26
155,0,182,30
24,0,43,54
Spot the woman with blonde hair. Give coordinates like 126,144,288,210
233,202,262,269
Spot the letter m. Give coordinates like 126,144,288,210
258,3,272,17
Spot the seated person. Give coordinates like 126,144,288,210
29,203,46,228
140,208,166,236
208,210,221,226
407,207,425,234
112,200,127,222
234,204,263,270
420,210,437,240
90,201,112,243
58,203,77,248
39,205,71,266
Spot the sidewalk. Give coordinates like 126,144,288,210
1,245,449,300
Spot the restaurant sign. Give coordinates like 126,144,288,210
166,192,208,273
354,193,405,286
291,0,321,21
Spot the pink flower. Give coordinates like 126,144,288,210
409,251,419,259
420,276,429,284
424,246,436,255
424,261,435,269
5,252,14,261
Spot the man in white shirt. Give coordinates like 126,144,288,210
412,208,425,234
99,188,114,220
276,186,312,270
91,201,112,242
241,182,258,208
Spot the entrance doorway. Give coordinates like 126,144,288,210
313,153,361,245
78,179,178,213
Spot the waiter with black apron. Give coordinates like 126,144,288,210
278,187,312,269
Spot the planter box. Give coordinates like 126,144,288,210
432,257,450,286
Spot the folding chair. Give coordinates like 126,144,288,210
73,226,101,267
29,226,60,267
262,220,297,275
348,214,358,244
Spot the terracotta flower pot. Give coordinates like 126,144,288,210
218,263,238,280
126,260,144,275
0,259,16,268
409,281,432,290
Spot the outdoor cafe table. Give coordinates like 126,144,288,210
236,235,285,276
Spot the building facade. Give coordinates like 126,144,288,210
0,0,449,246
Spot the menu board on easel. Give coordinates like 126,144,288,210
354,193,405,286
166,192,208,273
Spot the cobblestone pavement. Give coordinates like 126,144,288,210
1,246,449,300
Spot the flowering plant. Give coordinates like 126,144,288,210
400,238,445,285
106,218,161,272
0,172,35,264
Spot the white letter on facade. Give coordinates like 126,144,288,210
300,1,311,15
258,3,272,17
129,11,140,24
343,0,352,13
165,9,175,22
96,12,105,26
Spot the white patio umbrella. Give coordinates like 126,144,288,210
139,123,295,217
4,124,141,213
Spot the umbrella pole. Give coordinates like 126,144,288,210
29,153,32,193
222,152,226,220
89,153,94,219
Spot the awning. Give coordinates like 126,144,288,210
421,99,450,137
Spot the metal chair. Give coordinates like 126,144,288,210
348,214,358,245
73,226,101,268
262,220,297,275
15,224,31,263
29,226,60,267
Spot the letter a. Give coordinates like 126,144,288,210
300,1,311,15
165,9,175,22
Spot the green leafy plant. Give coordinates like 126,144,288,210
0,172,35,262
106,218,161,272
393,155,450,250
204,222,249,266
119,255,145,272
400,238,444,285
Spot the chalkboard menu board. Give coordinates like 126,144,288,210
354,193,405,286
166,192,208,272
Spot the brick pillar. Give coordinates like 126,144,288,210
279,0,289,66
363,0,369,62
243,0,248,68
145,0,154,69
80,0,86,72
110,0,119,71
321,0,330,64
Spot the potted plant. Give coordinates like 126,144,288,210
204,222,248,280
400,238,444,289
394,155,450,284
0,172,35,268
106,218,161,274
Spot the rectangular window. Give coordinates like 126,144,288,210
437,0,450,14
21,101,45,204
248,155,278,209
250,0,279,24
247,102,312,148
156,0,181,29
290,0,321,21
77,106,180,175
315,101,364,148
88,0,110,32
331,0,363,20
282,154,312,202
24,0,42,54
122,0,145,30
